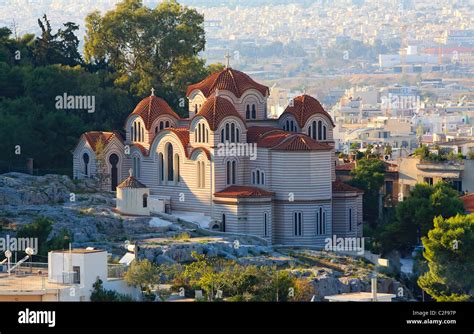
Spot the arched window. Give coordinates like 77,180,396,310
251,104,256,119
158,153,164,183
232,161,236,184
143,194,148,208
167,144,174,182
140,124,144,142
133,122,137,141
264,213,268,237
133,156,140,178
323,125,327,140
230,123,235,142
131,125,134,141
200,161,205,187
225,123,230,142
285,120,289,131
174,153,180,183
221,122,240,143
82,153,89,176
349,208,353,232
194,104,198,114
194,129,197,142
160,121,164,131
226,160,236,185
155,126,159,134
165,121,170,128
316,207,326,235
205,128,209,143
318,120,322,140
252,169,265,185
293,212,303,236
246,105,250,119
312,121,317,140
197,161,201,187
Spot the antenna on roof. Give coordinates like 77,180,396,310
225,50,231,68
150,87,155,96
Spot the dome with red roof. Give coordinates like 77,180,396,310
130,95,180,130
280,94,335,128
192,96,245,131
186,68,269,98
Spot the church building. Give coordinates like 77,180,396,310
72,67,363,247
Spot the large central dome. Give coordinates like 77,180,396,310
186,67,269,98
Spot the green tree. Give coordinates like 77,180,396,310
124,259,160,300
418,214,474,301
16,217,72,257
378,182,464,254
348,158,385,228
16,217,53,257
32,15,82,66
84,0,207,113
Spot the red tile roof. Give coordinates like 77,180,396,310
82,131,123,152
186,68,269,98
193,96,245,131
133,143,149,156
460,193,474,213
131,95,180,130
332,180,363,193
280,94,335,128
214,185,274,198
166,127,190,152
246,126,282,143
117,175,147,189
256,131,332,151
336,162,356,171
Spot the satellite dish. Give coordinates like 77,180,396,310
25,247,35,256
4,250,12,258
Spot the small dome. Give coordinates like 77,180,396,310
130,95,180,130
186,68,269,98
193,96,245,131
281,94,335,128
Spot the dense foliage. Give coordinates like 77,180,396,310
348,158,385,228
127,254,314,302
376,182,464,255
16,217,71,257
0,0,221,175
418,214,474,301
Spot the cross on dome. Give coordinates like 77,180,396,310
150,87,155,96
225,51,231,68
